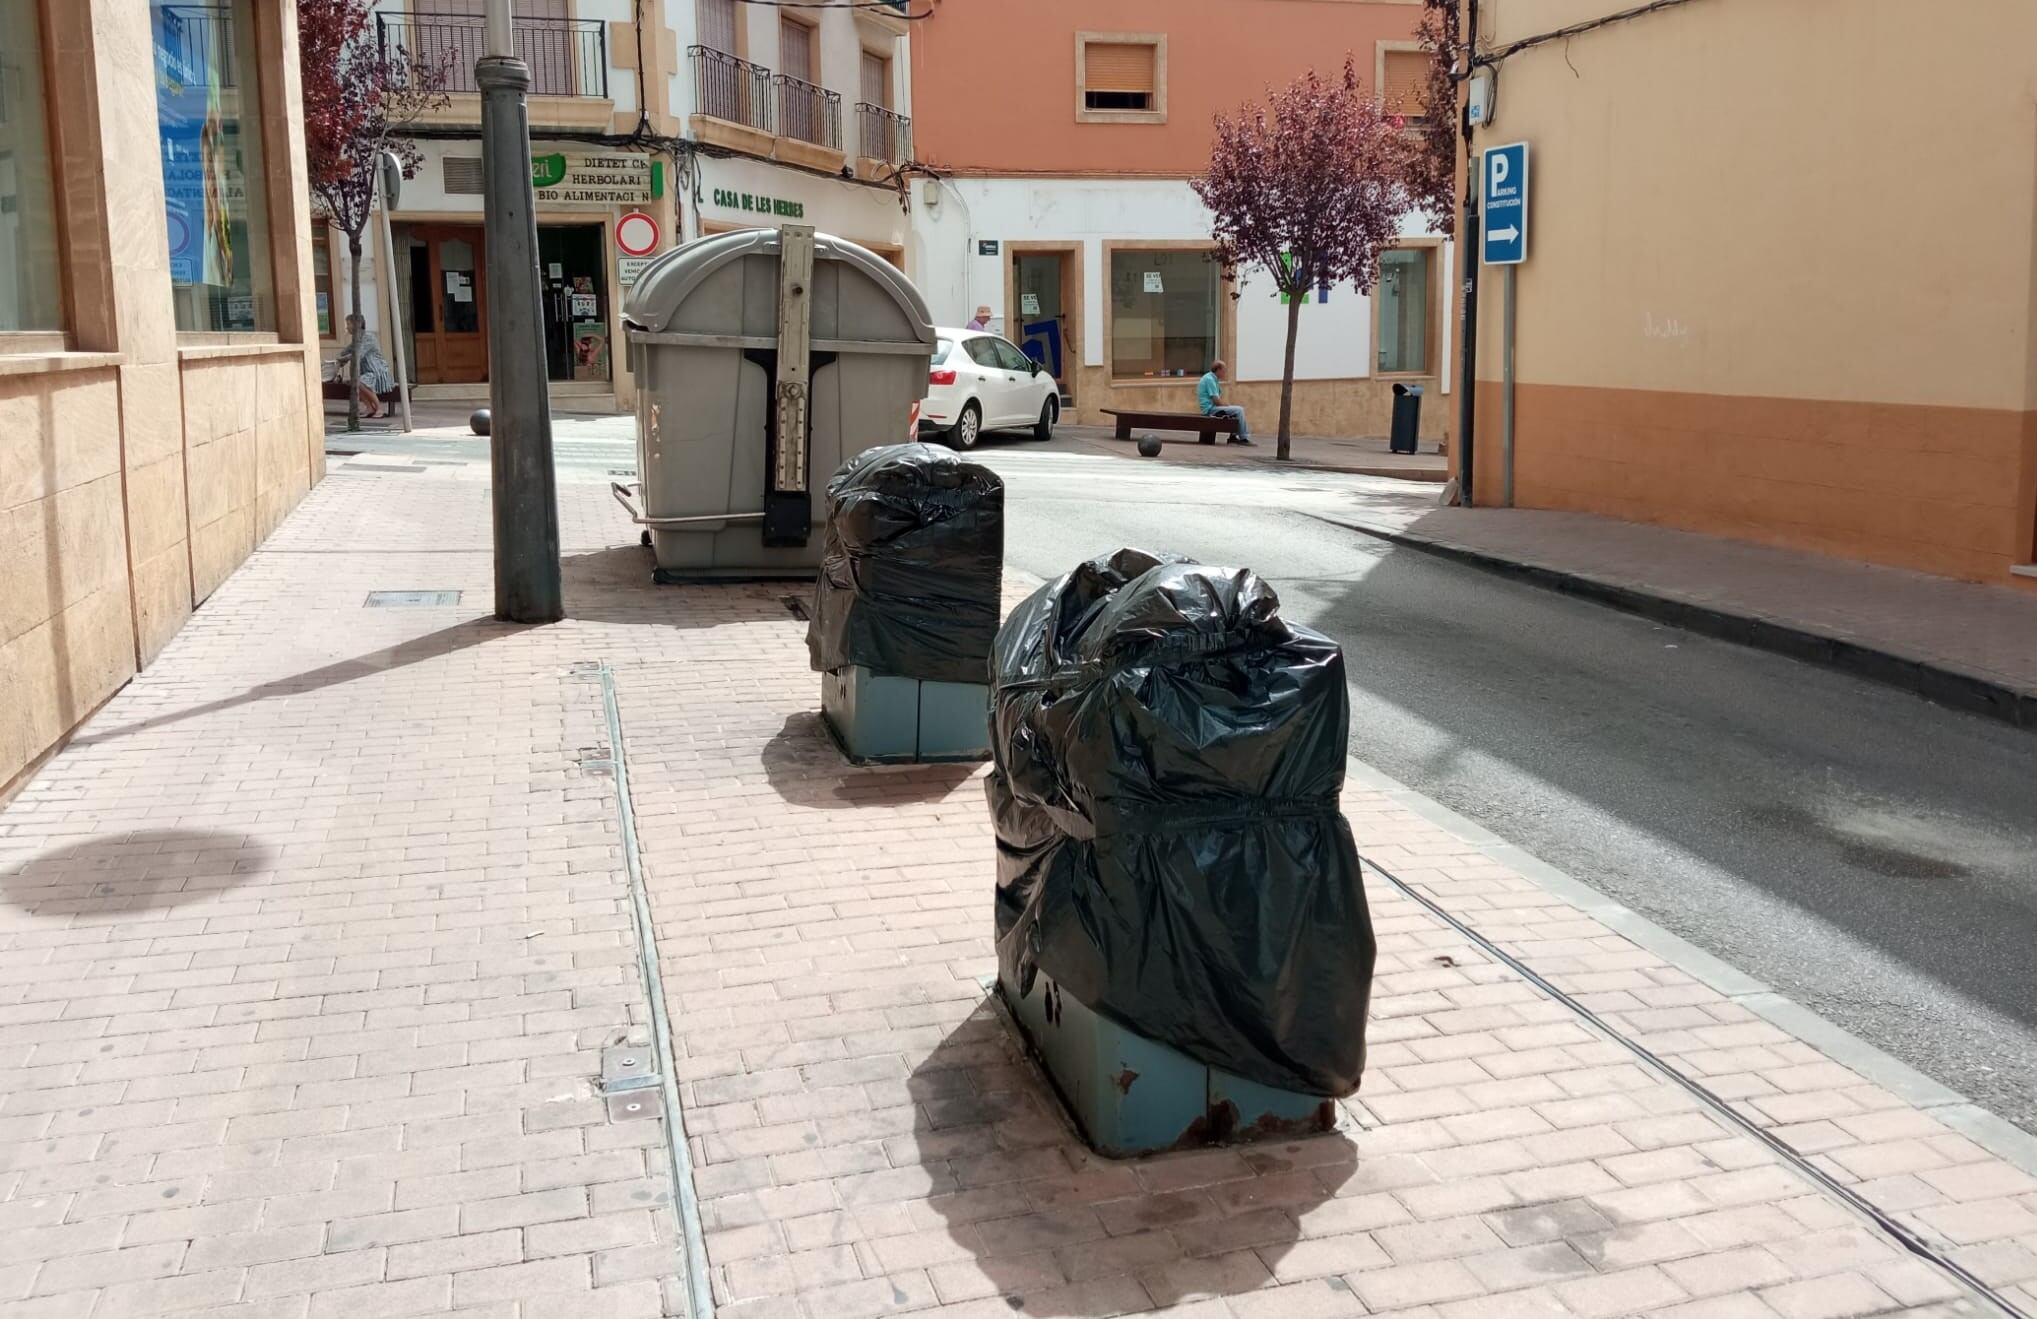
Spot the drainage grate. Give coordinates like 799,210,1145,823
781,594,809,621
364,590,462,608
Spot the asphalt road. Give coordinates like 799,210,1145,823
963,440,2037,1134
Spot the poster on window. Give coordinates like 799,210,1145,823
573,322,610,381
155,5,236,289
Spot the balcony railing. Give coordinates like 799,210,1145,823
689,45,774,133
855,103,911,164
377,11,607,98
774,73,842,151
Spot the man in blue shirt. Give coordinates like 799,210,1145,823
1196,359,1253,445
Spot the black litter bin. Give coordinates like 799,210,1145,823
1389,382,1423,454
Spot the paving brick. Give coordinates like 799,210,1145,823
1557,1265,1692,1317
303,1276,451,1319
460,1186,589,1234
387,1229,524,1281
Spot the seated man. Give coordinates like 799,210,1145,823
1197,359,1253,445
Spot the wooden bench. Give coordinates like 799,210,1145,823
1101,408,1241,444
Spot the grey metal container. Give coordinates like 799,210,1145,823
616,227,937,580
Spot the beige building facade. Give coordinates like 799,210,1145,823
1458,0,2037,589
2,0,325,794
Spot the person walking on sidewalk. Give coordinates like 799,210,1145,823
1198,359,1253,445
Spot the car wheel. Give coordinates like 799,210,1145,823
950,402,982,450
1033,397,1058,442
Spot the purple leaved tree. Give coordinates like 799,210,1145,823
298,0,448,432
1192,58,1414,461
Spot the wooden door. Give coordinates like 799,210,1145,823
409,225,489,385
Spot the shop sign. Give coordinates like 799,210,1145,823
711,188,805,219
531,153,663,206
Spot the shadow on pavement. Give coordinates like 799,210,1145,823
68,618,528,749
0,829,273,915
910,1003,1356,1315
561,546,819,632
760,712,980,809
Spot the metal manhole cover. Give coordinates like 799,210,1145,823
364,590,462,608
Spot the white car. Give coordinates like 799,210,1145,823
919,328,1060,449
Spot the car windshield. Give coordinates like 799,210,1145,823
935,338,954,362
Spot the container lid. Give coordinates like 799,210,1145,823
622,228,935,343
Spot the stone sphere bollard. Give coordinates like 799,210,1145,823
1136,435,1163,458
470,408,491,436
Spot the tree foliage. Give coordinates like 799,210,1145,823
1408,0,1464,236
297,0,448,428
1191,58,1414,459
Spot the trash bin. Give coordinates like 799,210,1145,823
987,548,1376,1155
1389,381,1423,454
808,443,1003,763
616,226,937,581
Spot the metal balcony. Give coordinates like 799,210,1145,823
773,73,842,151
377,11,608,98
855,103,912,164
689,45,774,133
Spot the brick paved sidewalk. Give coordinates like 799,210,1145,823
3,457,2035,1319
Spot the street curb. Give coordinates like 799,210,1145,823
1077,436,1450,483
1317,515,2037,732
1341,755,2037,1181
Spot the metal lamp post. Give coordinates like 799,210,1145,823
478,0,563,623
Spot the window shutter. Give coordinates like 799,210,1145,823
781,19,813,81
1084,42,1155,94
698,0,737,55
861,51,887,107
1383,50,1430,116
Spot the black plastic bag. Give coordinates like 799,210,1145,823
988,548,1375,1097
807,443,1004,685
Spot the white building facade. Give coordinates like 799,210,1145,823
908,177,1453,439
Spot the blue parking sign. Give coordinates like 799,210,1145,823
1482,142,1529,265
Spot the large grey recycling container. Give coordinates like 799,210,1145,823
618,228,937,580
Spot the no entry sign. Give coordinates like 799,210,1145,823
615,211,660,257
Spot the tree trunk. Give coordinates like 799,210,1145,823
346,230,366,433
1276,281,1303,461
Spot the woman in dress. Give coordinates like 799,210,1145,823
342,314,398,419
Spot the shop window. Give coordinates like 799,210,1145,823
152,0,276,334
1376,246,1432,375
0,0,64,333
1109,248,1219,380
312,226,333,339
1078,35,1165,123
1381,48,1430,122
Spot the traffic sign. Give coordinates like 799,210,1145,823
1482,142,1528,265
615,210,660,257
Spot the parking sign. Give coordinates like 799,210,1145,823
1482,142,1529,265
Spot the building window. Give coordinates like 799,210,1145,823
1381,48,1430,122
0,0,64,333
1376,246,1432,375
1077,34,1165,124
312,226,333,339
1110,248,1219,380
860,49,889,110
780,17,814,81
698,0,737,57
152,0,276,334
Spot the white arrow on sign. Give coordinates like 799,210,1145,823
1487,224,1520,244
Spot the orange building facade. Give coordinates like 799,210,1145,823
1457,0,2037,590
905,0,1456,439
